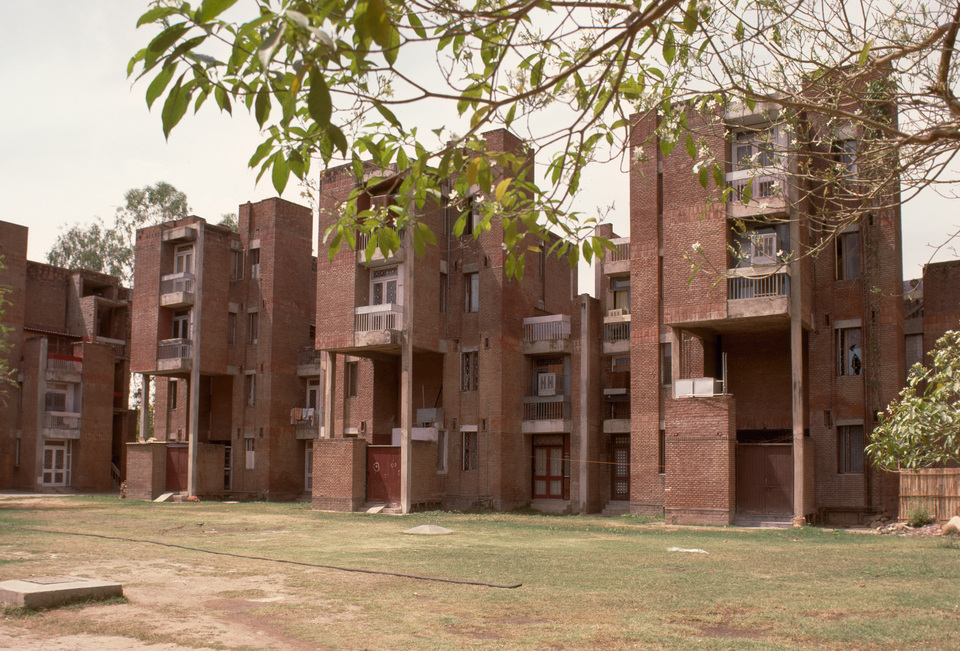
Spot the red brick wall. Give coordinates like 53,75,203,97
125,442,167,500
313,437,367,510
0,221,28,487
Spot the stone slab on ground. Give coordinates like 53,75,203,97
0,576,123,609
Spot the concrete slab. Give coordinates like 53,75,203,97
0,576,123,609
154,492,175,503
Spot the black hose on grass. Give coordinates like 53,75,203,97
7,525,522,589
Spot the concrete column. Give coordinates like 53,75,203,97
670,327,682,397
323,352,336,439
790,221,805,526
34,338,49,489
138,374,151,441
578,296,590,514
400,243,414,514
187,225,204,497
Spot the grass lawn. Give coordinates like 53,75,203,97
0,496,958,649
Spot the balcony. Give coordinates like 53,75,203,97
46,354,82,382
356,232,405,267
726,267,790,320
602,398,631,434
157,338,193,373
674,377,724,399
161,225,197,243
44,412,81,439
522,315,571,355
602,313,631,356
726,171,787,219
94,336,127,358
297,347,323,376
160,273,195,308
521,396,572,434
602,237,630,276
354,304,403,348
295,408,324,439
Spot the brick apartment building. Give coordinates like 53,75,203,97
125,198,317,500
0,220,134,492
612,100,906,526
310,129,611,514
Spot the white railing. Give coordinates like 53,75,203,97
44,413,81,430
355,304,403,332
728,272,790,299
158,338,193,360
608,237,630,262
523,314,571,342
523,398,570,421
725,170,785,203
160,272,195,294
47,354,82,374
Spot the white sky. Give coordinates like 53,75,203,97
1,2,957,296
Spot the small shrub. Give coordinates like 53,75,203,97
907,506,932,528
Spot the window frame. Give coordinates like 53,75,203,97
174,244,194,275
461,351,479,392
660,343,672,386
462,430,478,471
248,311,259,345
837,327,863,377
837,424,865,474
465,272,479,313
346,361,359,398
835,231,861,281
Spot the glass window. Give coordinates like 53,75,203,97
372,267,398,305
838,327,862,376
660,343,672,385
174,245,193,275
346,361,359,398
465,272,479,313
461,352,478,391
462,431,478,471
172,311,190,340
836,232,860,280
248,312,259,345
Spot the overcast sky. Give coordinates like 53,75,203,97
2,2,957,294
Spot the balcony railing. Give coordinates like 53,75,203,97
44,413,81,431
608,237,630,262
728,272,790,300
603,318,631,342
47,354,82,374
523,397,570,421
158,338,193,360
355,304,403,332
298,347,323,366
726,171,785,203
523,314,571,342
160,272,195,294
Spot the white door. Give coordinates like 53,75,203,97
42,441,72,486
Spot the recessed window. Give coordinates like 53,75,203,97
346,361,359,398
436,430,447,473
248,312,259,345
249,248,260,279
231,250,244,281
245,438,255,470
658,429,666,475
836,231,860,280
465,272,479,313
172,311,190,340
462,430,478,471
372,266,398,305
227,313,236,345
660,343,672,386
245,374,256,406
461,351,478,392
611,277,630,313
168,379,178,410
838,425,864,473
174,245,194,275
838,327,862,376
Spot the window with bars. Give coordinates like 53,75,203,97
461,351,478,391
462,430,478,471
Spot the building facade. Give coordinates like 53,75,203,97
0,220,134,492
125,198,317,500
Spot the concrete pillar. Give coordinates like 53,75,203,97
670,327,682,396
34,338,49,489
400,240,414,514
187,225,204,497
578,296,590,513
790,221,805,526
323,352,337,439
138,374,151,442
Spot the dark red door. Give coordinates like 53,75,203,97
367,446,401,504
166,445,188,492
533,446,565,499
736,444,793,515
611,435,630,500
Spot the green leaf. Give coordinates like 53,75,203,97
272,153,290,194
735,21,744,42
685,133,696,159
259,24,285,68
249,140,275,168
196,0,238,23
307,71,332,126
698,166,709,188
374,102,401,127
255,85,271,127
660,137,676,158
146,64,176,109
214,85,232,114
662,29,676,65
407,11,427,38
137,6,180,28
859,39,873,66
683,0,698,35
147,23,189,56
160,74,189,139
495,177,512,202
365,0,393,48
712,163,724,188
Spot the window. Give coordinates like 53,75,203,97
611,277,630,313
461,351,478,392
660,343,672,386
305,440,313,491
231,250,244,280
734,128,775,170
245,374,257,406
346,361,359,398
227,313,236,345
465,272,479,312
905,333,923,379
658,429,666,474
168,379,178,410
174,245,194,275
172,311,190,340
838,327,862,376
462,430,478,471
833,139,858,184
463,192,480,235
749,230,777,264
439,272,447,313
836,231,860,280
224,445,233,490
838,425,865,473
45,383,70,412
436,430,447,473
307,378,320,410
248,312,259,345
249,248,260,279
371,266,398,305
245,438,255,470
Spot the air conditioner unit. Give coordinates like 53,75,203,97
607,308,624,317
538,373,558,397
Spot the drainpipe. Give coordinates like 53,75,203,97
400,228,414,514
790,212,805,525
578,296,590,513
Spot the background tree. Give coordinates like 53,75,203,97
47,181,189,285
131,0,960,274
218,212,238,232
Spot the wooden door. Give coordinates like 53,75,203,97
367,446,401,504
736,444,792,515
166,445,188,492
